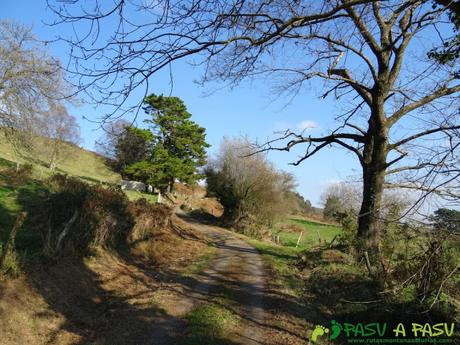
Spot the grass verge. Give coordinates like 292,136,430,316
183,302,238,345
245,238,304,296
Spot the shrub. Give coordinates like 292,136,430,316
127,198,172,243
0,243,22,276
36,174,134,256
0,212,27,276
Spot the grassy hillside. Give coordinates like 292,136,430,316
0,133,120,184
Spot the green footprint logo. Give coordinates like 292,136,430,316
329,320,342,340
311,325,329,343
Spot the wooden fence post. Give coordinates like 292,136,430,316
296,231,303,248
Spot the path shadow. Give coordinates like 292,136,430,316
26,255,165,345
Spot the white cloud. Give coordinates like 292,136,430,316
297,120,318,132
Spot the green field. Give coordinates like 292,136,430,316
272,217,342,249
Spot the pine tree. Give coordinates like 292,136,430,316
126,94,209,191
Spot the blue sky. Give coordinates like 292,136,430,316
1,1,361,206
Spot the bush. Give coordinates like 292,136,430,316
0,212,27,276
0,243,22,276
377,220,459,315
36,174,134,256
127,198,172,243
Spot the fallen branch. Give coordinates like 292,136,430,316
55,210,80,251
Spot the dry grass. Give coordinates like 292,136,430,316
129,201,208,269
173,183,224,218
0,215,211,345
0,172,216,344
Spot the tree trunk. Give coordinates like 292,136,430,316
358,162,386,252
49,145,58,170
358,99,389,265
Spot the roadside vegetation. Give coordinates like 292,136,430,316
245,215,459,344
206,137,298,236
203,138,460,329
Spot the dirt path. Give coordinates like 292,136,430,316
150,218,267,344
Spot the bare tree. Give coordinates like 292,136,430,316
36,104,81,170
322,181,411,222
322,182,362,221
48,1,460,263
95,119,131,159
206,137,296,232
0,20,73,162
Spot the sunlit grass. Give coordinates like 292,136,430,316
123,189,158,204
272,217,342,249
184,303,238,345
0,133,120,184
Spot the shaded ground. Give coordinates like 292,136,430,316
0,213,314,345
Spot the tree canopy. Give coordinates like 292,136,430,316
431,208,460,233
124,94,209,191
113,126,155,176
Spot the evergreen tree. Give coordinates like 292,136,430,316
431,208,460,233
126,94,209,191
114,126,154,177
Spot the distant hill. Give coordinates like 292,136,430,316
0,132,120,184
